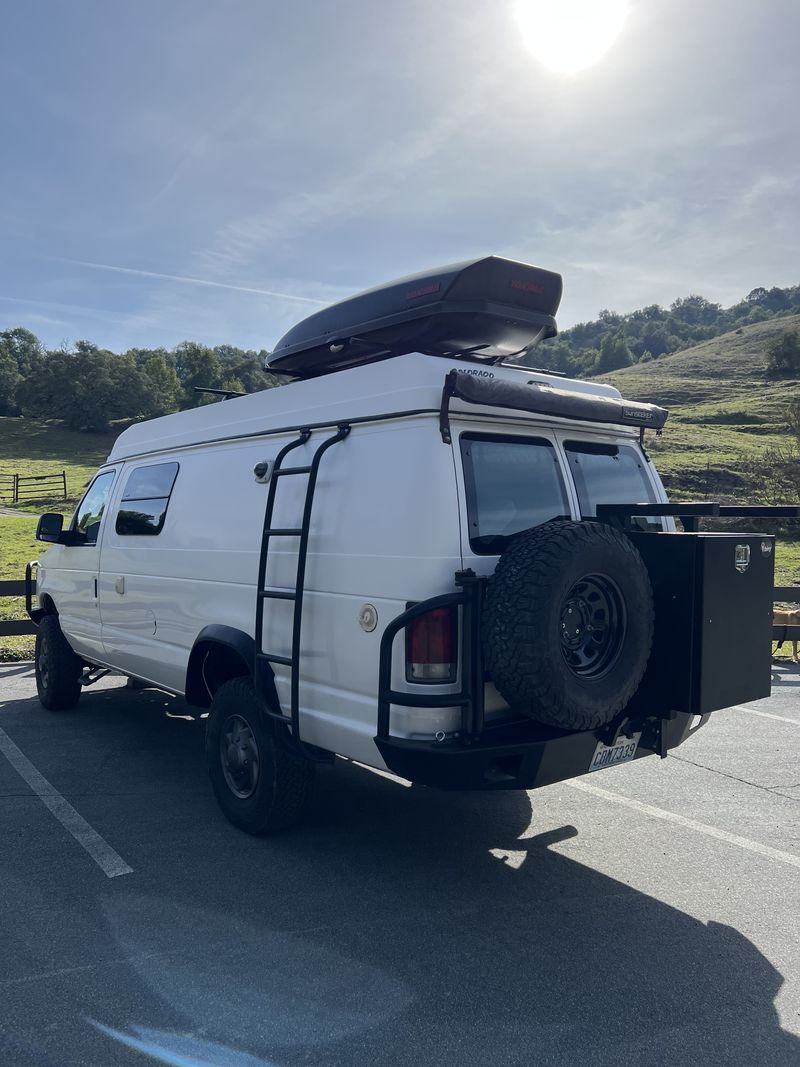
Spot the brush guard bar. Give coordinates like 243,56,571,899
377,570,487,744
375,568,696,791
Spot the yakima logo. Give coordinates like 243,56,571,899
623,407,654,422
406,282,441,300
510,278,545,295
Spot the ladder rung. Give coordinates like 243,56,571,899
263,528,303,537
258,589,296,600
276,465,312,476
257,652,293,666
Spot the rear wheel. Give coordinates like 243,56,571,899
206,676,314,834
35,615,82,711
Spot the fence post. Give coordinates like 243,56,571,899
13,473,19,505
61,470,67,501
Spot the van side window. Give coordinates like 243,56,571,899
115,462,179,537
564,442,662,531
72,470,117,545
460,434,570,554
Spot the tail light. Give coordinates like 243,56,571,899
405,606,458,683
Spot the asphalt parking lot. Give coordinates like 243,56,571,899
0,662,798,1067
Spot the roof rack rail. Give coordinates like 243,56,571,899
194,386,247,401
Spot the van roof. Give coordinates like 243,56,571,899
108,354,634,462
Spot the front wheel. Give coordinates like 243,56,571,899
205,676,314,835
35,615,82,711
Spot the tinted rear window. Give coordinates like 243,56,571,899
564,442,661,531
460,434,570,554
115,461,179,537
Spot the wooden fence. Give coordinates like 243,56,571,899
0,473,17,503
0,471,67,505
0,580,37,637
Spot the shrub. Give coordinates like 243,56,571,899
766,329,800,376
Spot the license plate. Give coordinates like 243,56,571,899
588,732,641,773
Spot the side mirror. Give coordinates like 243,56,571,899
36,513,64,543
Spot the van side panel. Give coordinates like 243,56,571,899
98,417,462,765
98,444,265,692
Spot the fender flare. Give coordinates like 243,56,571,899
185,625,277,709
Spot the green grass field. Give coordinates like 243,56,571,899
0,418,119,513
0,420,118,659
0,514,40,660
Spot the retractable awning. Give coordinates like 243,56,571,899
439,369,669,442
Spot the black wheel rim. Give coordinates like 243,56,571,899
559,573,626,679
220,714,260,799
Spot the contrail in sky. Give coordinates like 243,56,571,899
58,258,327,305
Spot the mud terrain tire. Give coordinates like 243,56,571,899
35,615,82,711
206,676,314,835
483,520,653,730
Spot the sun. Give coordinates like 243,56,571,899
512,0,630,75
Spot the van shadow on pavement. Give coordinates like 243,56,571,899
0,683,798,1067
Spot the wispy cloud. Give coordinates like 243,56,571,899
193,72,498,279
57,259,326,305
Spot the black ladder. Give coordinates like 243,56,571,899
254,424,351,745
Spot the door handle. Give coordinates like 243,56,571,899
115,576,125,595
93,577,98,598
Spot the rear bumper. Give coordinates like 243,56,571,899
375,711,704,791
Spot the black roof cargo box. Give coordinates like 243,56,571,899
267,256,563,378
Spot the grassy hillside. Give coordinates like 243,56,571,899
596,314,800,588
597,315,800,498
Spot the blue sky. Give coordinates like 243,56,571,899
2,0,798,353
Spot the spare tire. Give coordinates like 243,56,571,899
483,520,653,731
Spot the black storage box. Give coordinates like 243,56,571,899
267,256,563,378
627,532,775,716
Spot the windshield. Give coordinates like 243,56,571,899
71,469,117,544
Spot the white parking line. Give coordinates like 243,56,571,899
568,779,800,871
0,727,132,878
730,705,799,726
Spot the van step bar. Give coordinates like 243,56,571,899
79,666,111,687
254,424,351,753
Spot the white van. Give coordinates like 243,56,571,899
28,257,782,834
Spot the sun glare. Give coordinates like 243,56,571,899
512,0,629,75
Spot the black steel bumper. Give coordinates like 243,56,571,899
375,567,704,792
375,711,704,791
375,506,798,791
